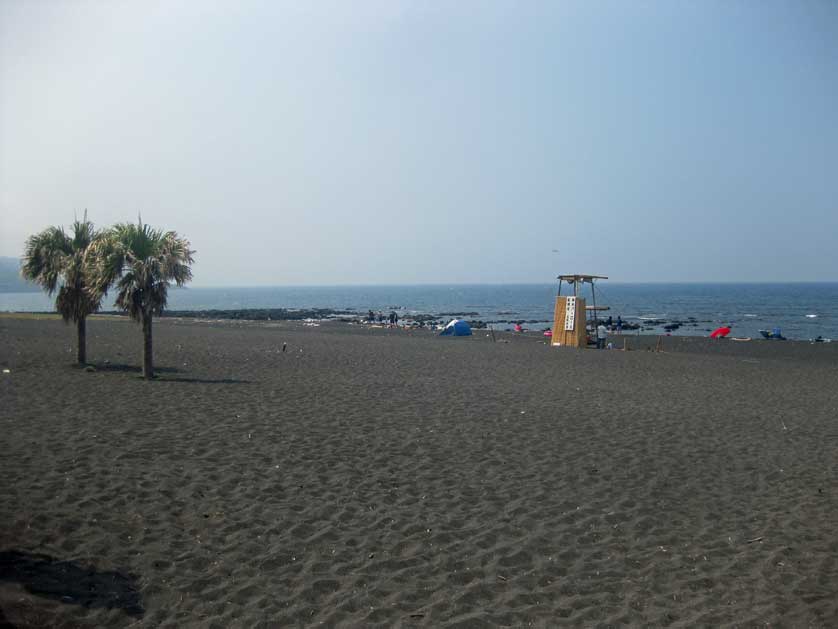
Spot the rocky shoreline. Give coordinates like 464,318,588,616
156,308,720,334
158,308,544,331
13,308,766,336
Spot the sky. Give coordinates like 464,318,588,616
1,0,836,286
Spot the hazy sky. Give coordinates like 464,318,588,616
1,0,836,285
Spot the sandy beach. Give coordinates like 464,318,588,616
1,315,837,627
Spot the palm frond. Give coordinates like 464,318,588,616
98,221,194,322
70,210,97,251
86,235,127,296
21,218,103,321
21,227,72,295
56,284,101,323
160,232,195,287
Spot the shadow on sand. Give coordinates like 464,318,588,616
87,363,181,375
0,550,143,618
155,376,252,384
0,606,14,629
87,363,249,384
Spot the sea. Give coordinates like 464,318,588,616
2,283,837,341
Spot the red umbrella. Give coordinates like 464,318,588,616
710,326,731,339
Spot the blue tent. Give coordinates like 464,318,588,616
439,319,472,336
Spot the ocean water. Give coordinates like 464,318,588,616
2,283,837,341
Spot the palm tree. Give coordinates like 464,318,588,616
21,214,102,365
89,220,194,379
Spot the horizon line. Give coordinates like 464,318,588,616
183,279,838,289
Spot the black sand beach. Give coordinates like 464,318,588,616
1,315,837,627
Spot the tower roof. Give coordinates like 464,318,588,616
557,274,608,282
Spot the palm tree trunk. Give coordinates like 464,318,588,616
77,316,87,365
142,313,154,379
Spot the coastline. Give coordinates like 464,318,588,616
2,281,837,340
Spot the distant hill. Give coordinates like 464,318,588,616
0,256,40,292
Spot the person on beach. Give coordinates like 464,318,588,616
596,322,608,349
616,316,623,334
388,311,396,327
367,310,375,323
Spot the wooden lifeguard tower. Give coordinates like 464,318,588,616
551,274,609,347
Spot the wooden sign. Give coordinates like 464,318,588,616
565,296,576,330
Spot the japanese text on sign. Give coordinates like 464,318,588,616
564,296,576,331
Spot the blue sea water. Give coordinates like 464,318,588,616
2,283,837,341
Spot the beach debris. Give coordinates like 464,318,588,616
497,575,508,581
760,328,786,340
746,536,764,544
2,368,9,374
282,343,287,352
84,365,96,372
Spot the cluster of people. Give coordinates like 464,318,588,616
595,315,623,349
605,315,623,333
366,310,399,327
